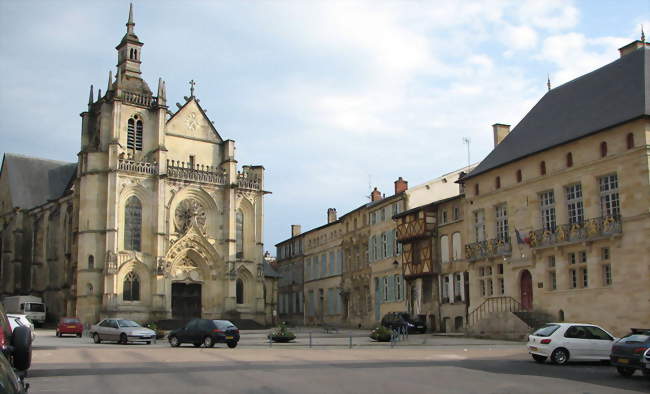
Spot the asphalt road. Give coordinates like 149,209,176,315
26,329,650,394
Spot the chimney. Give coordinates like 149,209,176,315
618,40,648,57
394,177,408,194
327,208,337,223
291,225,301,237
492,123,510,147
370,187,382,202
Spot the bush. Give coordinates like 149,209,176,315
369,326,392,342
268,322,296,343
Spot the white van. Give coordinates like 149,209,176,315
2,296,46,326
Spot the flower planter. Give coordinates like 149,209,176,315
268,334,296,343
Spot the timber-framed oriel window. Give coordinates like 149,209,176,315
124,196,142,251
123,271,140,301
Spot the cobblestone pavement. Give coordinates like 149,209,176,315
27,329,650,393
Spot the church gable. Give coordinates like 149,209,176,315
165,99,223,143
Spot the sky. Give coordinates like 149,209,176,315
0,0,648,252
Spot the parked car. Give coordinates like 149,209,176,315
6,315,35,341
0,352,28,394
56,317,83,337
527,323,616,365
610,328,650,377
168,319,240,348
89,319,155,345
0,302,31,393
381,312,426,334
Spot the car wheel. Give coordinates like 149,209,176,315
11,326,32,371
77,333,82,338
120,333,128,345
616,366,635,377
169,335,180,347
227,341,238,349
551,348,569,365
203,336,214,348
532,354,547,364
56,330,60,337
146,341,151,345
193,342,201,347
93,333,102,344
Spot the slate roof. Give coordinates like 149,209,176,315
467,45,650,179
1,153,77,210
263,260,282,278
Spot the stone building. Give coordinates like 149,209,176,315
275,225,305,325
0,5,278,326
462,40,650,337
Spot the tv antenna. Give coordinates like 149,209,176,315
462,137,471,171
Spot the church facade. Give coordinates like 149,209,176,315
0,6,278,326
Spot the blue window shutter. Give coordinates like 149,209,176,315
378,278,384,304
387,230,394,257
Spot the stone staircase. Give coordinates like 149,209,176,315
513,311,555,331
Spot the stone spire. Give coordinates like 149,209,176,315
127,3,135,35
114,3,151,95
88,84,94,105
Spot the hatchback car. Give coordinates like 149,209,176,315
381,312,426,334
6,315,35,341
89,319,155,344
527,323,616,365
56,317,83,337
610,328,650,377
168,319,240,348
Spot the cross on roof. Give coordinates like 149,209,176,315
189,79,196,97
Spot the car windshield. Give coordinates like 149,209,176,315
213,320,236,330
533,324,560,337
622,334,650,343
117,320,140,327
26,303,45,312
63,318,80,324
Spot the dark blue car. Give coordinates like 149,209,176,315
168,319,240,348
610,328,650,377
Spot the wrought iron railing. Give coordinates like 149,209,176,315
464,238,511,262
118,158,158,175
528,216,621,248
467,296,522,328
167,160,226,185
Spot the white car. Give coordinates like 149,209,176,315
527,322,616,365
89,318,155,344
6,314,35,341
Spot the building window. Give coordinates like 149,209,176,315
569,252,576,265
236,278,244,304
440,235,450,263
581,267,588,288
539,190,556,231
495,176,501,189
548,255,555,268
516,170,522,183
566,183,584,225
540,161,546,175
599,174,620,218
600,141,607,158
486,279,493,296
473,210,485,242
601,247,610,261
569,269,577,289
474,183,480,196
383,277,389,302
443,276,450,301
123,271,140,301
452,207,460,221
566,152,573,167
124,196,142,251
626,133,634,149
602,264,612,286
495,204,509,242
579,251,587,263
236,210,244,258
549,271,557,290
381,233,388,259
498,278,505,295
454,274,462,300
441,210,448,224
479,279,485,297
451,232,461,261
87,283,93,295
88,255,94,270
127,116,143,151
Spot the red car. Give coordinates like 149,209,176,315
56,317,83,337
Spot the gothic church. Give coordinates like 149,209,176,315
0,5,278,325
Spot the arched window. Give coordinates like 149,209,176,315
236,210,244,258
566,152,573,168
130,48,134,59
626,133,634,149
236,278,244,304
87,283,93,295
516,169,522,183
452,232,462,261
124,196,142,251
88,255,94,270
123,271,140,301
127,117,143,151
440,235,449,264
495,176,501,189
600,141,607,158
558,309,565,322
540,161,546,175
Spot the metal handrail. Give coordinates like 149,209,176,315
466,296,522,328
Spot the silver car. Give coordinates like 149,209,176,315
90,319,155,345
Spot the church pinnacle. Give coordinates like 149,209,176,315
127,3,135,34
115,3,148,87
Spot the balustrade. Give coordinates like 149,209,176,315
528,216,621,248
118,158,158,175
464,238,511,262
166,159,226,185
122,91,155,107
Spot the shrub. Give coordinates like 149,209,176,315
369,326,392,342
268,322,296,342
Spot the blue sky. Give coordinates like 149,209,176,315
1,0,648,252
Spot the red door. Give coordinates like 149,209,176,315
520,270,533,310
